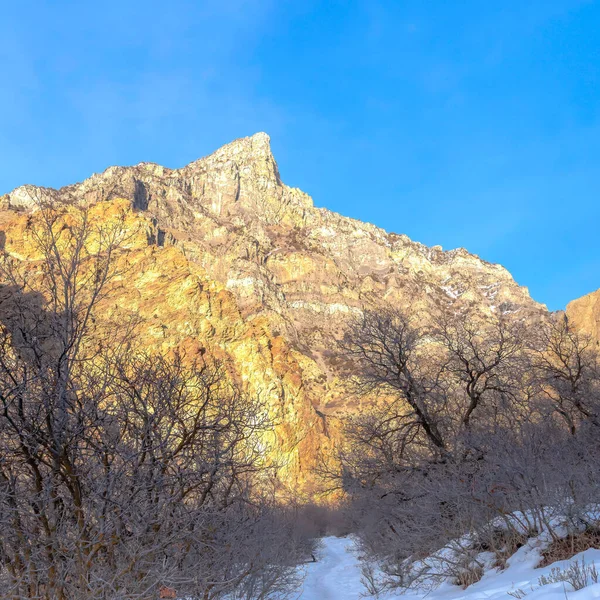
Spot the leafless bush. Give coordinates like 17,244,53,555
0,202,314,599
506,559,599,597
537,558,599,590
452,562,484,588
338,305,600,591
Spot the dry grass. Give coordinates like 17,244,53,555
539,526,600,568
453,564,484,588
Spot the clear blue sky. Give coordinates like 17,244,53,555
1,1,599,310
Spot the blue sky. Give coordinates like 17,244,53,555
1,0,599,310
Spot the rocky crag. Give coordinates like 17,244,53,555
567,288,600,346
0,133,550,495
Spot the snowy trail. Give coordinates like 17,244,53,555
298,536,364,599
297,536,600,600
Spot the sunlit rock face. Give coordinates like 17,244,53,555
567,289,600,344
0,133,550,495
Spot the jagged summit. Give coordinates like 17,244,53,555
183,132,278,179
0,134,543,331
1,131,295,216
188,131,273,163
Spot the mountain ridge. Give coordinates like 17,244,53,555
0,132,549,393
1,133,545,324
0,132,542,289
0,132,574,494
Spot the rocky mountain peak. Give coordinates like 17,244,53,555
0,135,544,332
183,132,279,183
0,132,557,493
0,132,308,221
193,131,273,163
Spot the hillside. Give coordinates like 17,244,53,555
0,133,551,494
299,536,600,600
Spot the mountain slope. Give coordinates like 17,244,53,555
0,133,549,493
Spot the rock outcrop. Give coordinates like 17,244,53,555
567,288,600,345
0,133,551,495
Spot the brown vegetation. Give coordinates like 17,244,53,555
540,527,600,568
336,304,600,592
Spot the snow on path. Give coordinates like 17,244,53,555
297,536,600,600
298,536,364,600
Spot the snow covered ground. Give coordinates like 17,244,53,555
297,536,364,600
297,536,600,600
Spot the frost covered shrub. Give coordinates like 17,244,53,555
338,306,600,591
538,558,599,591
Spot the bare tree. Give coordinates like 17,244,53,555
338,304,600,593
434,311,528,430
530,314,600,433
340,309,448,457
0,201,314,599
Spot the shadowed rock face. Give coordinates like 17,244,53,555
0,133,550,495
